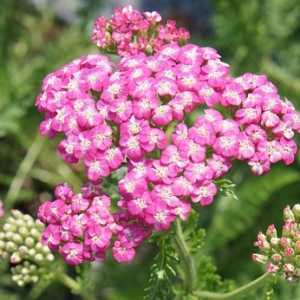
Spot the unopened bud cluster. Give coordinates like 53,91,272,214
253,204,300,282
0,210,54,286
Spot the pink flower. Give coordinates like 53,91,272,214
237,133,255,160
112,241,136,263
189,118,216,146
147,160,178,184
191,181,218,206
160,145,188,169
172,123,188,146
172,176,193,196
127,192,152,216
261,111,280,128
120,135,143,160
42,224,61,250
245,125,267,144
280,138,297,165
184,162,214,184
85,224,112,251
213,133,239,158
104,147,124,169
248,155,270,175
152,105,173,126
132,93,159,119
156,78,178,97
71,193,90,213
221,82,245,106
144,11,162,23
60,242,84,265
145,201,175,231
235,107,261,125
178,139,206,163
119,174,147,197
207,154,232,179
90,124,112,151
140,127,167,152
172,201,191,220
257,140,282,163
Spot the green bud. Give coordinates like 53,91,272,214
35,220,44,230
6,241,17,252
25,237,35,247
292,204,300,221
28,248,36,257
46,253,54,262
30,228,40,239
18,227,29,237
12,233,23,244
21,267,29,275
3,223,16,232
31,275,39,283
283,206,295,222
11,210,22,218
35,253,44,262
19,245,28,255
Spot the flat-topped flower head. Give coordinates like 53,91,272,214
35,5,300,266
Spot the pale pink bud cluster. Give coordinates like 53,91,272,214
91,5,190,56
36,6,300,265
253,205,300,281
38,183,150,264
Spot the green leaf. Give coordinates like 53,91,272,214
206,167,300,250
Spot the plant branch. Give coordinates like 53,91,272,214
193,272,271,299
56,272,81,295
174,218,197,293
5,134,44,208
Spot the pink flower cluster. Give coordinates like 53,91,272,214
38,183,150,264
36,6,300,265
91,5,190,56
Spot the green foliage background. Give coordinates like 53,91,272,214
0,1,299,299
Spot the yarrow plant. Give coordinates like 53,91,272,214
2,4,296,299
36,5,300,266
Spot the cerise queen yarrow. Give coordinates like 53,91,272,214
36,5,300,265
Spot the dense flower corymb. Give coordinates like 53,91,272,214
36,5,300,265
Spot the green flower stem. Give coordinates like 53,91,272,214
5,134,44,208
193,272,271,299
56,272,81,295
174,218,197,293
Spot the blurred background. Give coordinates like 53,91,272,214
0,0,299,299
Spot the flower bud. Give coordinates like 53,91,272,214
283,206,295,222
292,204,300,221
10,253,21,264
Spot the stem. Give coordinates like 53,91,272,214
193,272,271,299
56,272,81,295
5,134,44,208
174,218,197,293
